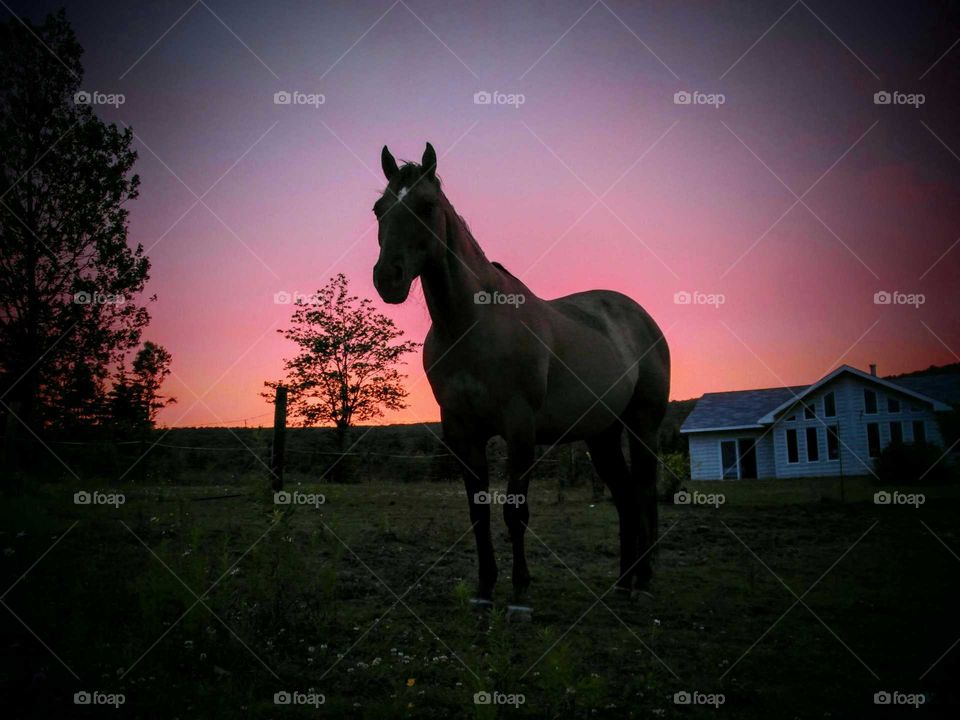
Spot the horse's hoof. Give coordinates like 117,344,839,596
469,598,494,611
506,604,533,623
613,585,633,598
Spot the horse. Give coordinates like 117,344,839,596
372,142,670,606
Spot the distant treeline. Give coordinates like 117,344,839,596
18,398,698,486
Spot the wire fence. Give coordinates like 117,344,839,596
5,427,575,488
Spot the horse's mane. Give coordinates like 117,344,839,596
491,261,516,279
396,162,442,189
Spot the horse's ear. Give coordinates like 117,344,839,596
381,145,399,182
421,142,437,181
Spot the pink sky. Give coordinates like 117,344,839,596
27,0,960,427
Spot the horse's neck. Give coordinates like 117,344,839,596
421,200,496,336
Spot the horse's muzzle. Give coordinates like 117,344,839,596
373,261,410,304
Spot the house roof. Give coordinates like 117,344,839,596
893,374,960,407
680,386,806,432
681,365,955,434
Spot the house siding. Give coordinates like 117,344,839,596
688,430,775,480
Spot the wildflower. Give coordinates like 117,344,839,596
406,678,416,687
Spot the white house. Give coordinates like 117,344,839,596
680,365,959,480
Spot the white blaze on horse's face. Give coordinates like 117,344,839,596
397,186,409,201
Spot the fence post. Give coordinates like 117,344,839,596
270,386,287,492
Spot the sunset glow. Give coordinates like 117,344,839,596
22,0,959,427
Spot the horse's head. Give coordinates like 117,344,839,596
372,142,443,303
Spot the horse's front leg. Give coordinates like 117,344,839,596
453,435,498,601
503,413,536,604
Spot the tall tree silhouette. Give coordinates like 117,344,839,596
0,10,150,432
266,274,420,450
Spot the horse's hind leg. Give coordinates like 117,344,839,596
586,426,637,592
625,416,663,591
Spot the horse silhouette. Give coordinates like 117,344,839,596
373,143,670,605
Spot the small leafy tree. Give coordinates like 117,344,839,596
266,274,420,450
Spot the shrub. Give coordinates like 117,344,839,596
874,441,952,486
659,452,690,500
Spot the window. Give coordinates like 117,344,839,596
806,426,820,462
887,397,900,413
721,440,738,479
890,422,903,444
804,403,815,419
827,425,840,460
864,389,877,414
912,421,926,444
824,392,836,417
786,428,799,463
867,423,881,457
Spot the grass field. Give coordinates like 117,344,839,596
2,474,959,718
